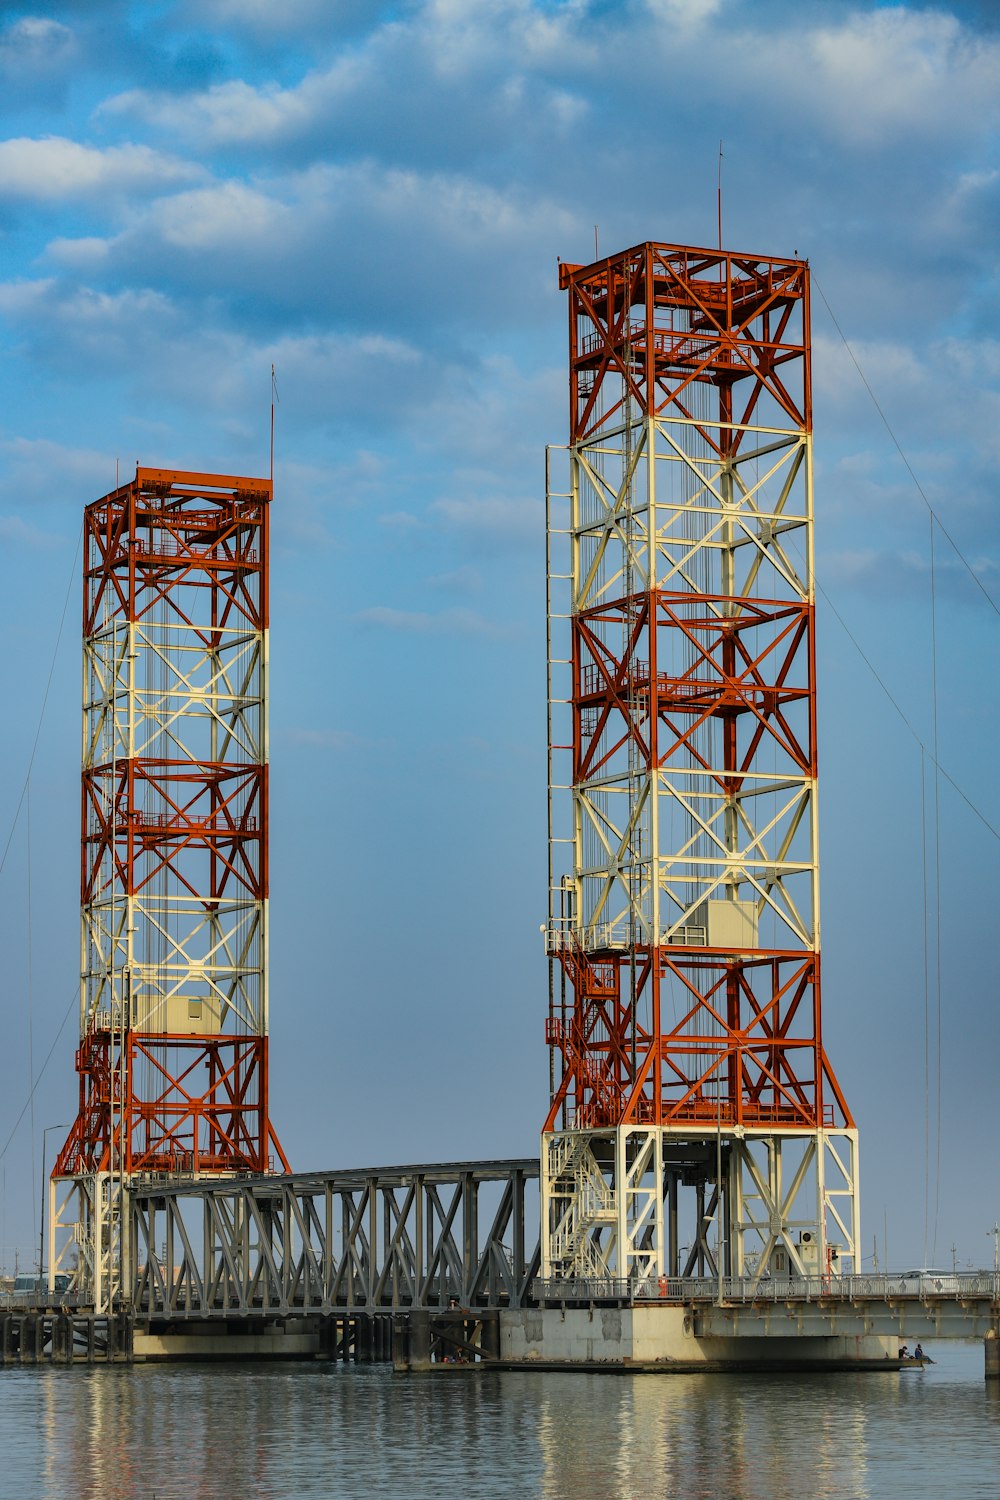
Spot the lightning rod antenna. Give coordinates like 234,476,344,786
270,364,279,486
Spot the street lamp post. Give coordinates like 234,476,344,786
39,1125,68,1290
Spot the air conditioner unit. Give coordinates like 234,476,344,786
797,1231,821,1271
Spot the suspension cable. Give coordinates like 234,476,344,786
813,273,1000,621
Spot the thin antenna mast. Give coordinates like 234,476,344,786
270,364,279,486
717,140,724,250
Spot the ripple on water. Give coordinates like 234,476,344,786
2,1342,998,1500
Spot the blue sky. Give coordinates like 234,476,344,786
0,0,998,1274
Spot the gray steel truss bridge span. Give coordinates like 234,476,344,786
131,1158,541,1320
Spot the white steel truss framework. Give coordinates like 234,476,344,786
52,467,286,1313
542,243,859,1288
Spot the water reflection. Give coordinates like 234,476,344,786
0,1343,997,1500
536,1371,874,1500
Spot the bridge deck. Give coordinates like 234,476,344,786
534,1275,1000,1339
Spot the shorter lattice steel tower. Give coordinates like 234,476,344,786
52,467,287,1309
543,243,859,1286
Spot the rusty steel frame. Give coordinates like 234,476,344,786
543,243,858,1285
51,467,287,1311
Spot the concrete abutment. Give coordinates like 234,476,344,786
498,1306,899,1371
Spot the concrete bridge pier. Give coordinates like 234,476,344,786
393,1309,432,1371
373,1313,392,1362
355,1315,374,1363
479,1311,501,1360
51,1313,73,1364
985,1328,1000,1378
22,1315,41,1363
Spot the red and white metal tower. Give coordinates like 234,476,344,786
51,466,287,1309
543,243,859,1284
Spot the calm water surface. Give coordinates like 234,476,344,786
4,1342,999,1499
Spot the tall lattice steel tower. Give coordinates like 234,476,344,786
542,243,859,1285
51,467,287,1310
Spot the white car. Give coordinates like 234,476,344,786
900,1268,959,1294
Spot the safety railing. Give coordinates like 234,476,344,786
531,1272,1000,1305
546,923,741,954
577,323,741,367
544,923,634,955
0,1289,80,1311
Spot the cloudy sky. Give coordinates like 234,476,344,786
0,0,998,1274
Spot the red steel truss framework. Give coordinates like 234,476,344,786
54,469,287,1231
545,243,854,1146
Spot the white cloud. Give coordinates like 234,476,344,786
101,77,319,147
600,4,1000,165
90,1,999,183
100,3,594,156
813,328,1000,477
183,0,337,32
422,0,598,74
0,137,204,202
0,513,64,550
44,237,109,268
741,7,1000,147
0,16,77,86
936,335,1000,383
644,0,723,31
0,16,74,56
813,332,927,403
0,276,57,316
426,564,483,595
39,159,578,345
0,437,121,524
821,543,998,607
430,494,540,546
807,9,995,141
0,280,178,374
0,277,452,449
146,178,293,250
